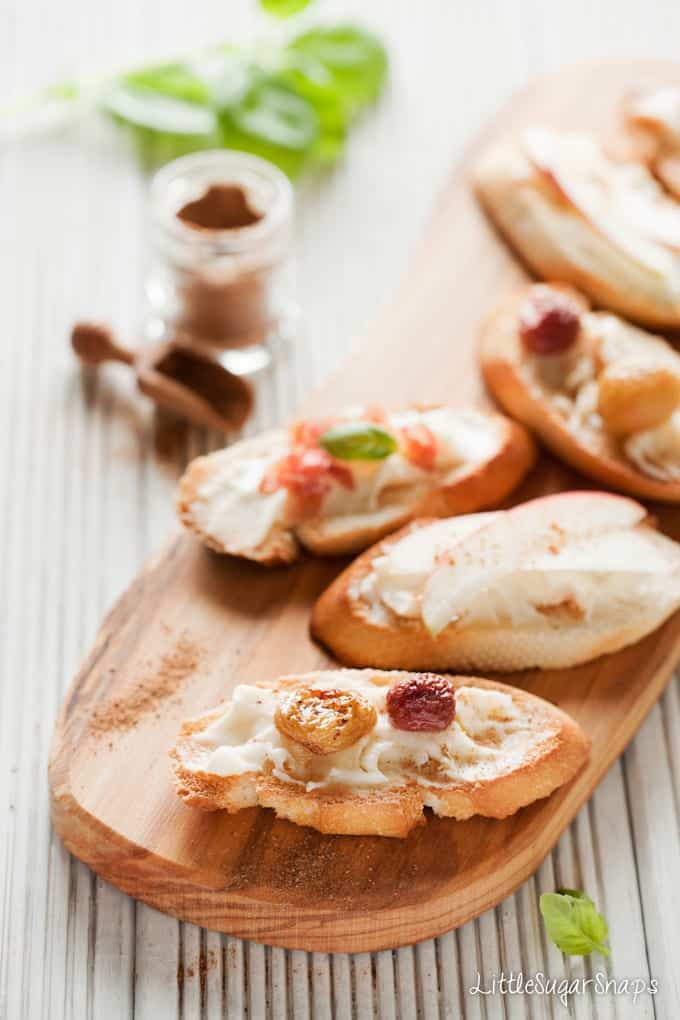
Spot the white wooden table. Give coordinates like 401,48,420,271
2,1,680,1017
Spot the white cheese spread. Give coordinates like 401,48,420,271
194,672,536,793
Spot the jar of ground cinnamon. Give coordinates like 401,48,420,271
148,150,295,374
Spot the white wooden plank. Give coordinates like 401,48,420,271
454,922,485,1020
435,933,462,1020
225,936,246,1019
623,704,680,1018
270,946,289,1020
331,953,352,1020
181,923,203,1020
395,947,418,1020
352,953,375,1020
415,939,440,1020
205,931,225,1020
133,907,180,1019
248,941,268,1020
374,950,397,1020
289,950,311,1020
311,952,332,1020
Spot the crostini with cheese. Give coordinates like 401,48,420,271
177,404,535,565
171,669,590,837
479,282,680,500
474,126,680,328
311,492,680,672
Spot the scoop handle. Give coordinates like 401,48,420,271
71,322,135,366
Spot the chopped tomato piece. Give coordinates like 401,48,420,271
288,418,335,450
327,460,355,490
260,448,355,518
401,423,438,471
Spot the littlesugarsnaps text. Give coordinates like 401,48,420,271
469,971,658,1008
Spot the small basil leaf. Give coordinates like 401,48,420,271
45,81,80,101
287,25,388,112
219,77,319,177
319,423,398,461
191,49,256,110
277,53,348,161
261,0,313,17
557,888,593,903
540,891,611,958
102,84,219,168
102,84,217,135
121,63,211,105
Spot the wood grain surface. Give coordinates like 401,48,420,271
48,60,680,954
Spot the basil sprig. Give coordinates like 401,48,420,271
319,422,398,461
539,889,611,958
261,0,313,16
2,25,388,178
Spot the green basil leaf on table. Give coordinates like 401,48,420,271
539,891,611,958
5,22,388,175
287,25,388,113
219,77,319,178
276,53,348,162
260,0,313,17
122,63,212,105
191,48,256,110
101,84,219,166
319,423,398,461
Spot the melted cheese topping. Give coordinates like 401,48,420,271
358,502,680,636
194,672,539,793
190,407,503,550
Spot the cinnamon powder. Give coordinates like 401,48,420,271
89,635,200,736
177,184,262,231
174,183,272,348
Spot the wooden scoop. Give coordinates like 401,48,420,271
71,322,254,433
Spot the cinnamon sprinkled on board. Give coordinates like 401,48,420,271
89,636,200,736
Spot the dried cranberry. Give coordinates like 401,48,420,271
386,674,456,732
519,287,581,355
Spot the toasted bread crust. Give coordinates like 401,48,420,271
175,433,299,566
478,286,680,502
473,140,680,329
176,412,536,565
310,518,680,672
171,671,590,837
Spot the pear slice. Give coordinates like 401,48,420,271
522,127,680,273
421,492,647,636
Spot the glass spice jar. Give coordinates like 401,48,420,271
147,150,296,374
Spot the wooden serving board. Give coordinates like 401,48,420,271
50,61,680,954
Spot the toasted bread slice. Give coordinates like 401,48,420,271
176,406,535,566
311,493,680,672
171,669,590,837
474,127,680,328
479,284,680,501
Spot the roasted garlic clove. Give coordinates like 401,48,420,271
275,686,377,755
597,359,680,437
